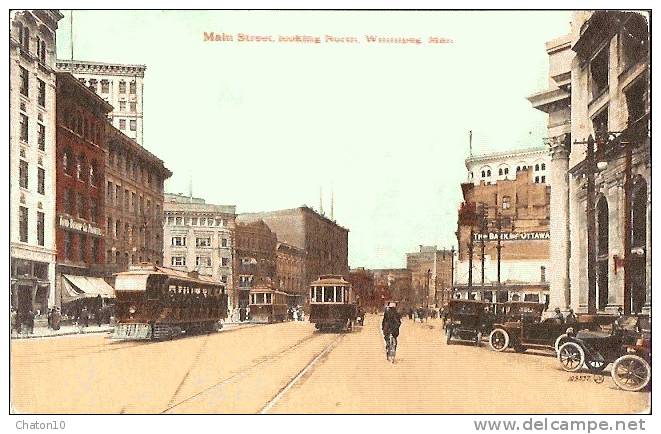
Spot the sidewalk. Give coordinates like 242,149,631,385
11,324,114,340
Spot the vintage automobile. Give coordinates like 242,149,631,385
557,315,650,377
611,332,651,392
488,303,612,353
445,299,488,346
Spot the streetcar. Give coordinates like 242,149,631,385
308,275,358,332
249,284,289,323
112,263,228,340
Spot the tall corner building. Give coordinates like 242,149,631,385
56,59,146,145
10,10,64,314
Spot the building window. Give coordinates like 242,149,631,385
92,238,100,264
36,37,46,62
221,257,229,267
498,168,503,176
89,161,98,186
504,167,509,175
621,15,648,71
107,217,113,238
19,160,28,189
540,163,546,171
590,48,609,99
37,79,46,107
129,81,136,94
172,256,186,266
76,154,86,181
124,188,129,209
196,237,211,247
534,176,540,183
101,80,109,93
63,188,72,215
115,220,121,239
534,164,539,171
37,211,44,246
64,232,72,260
221,275,228,283
76,193,86,219
486,169,491,177
129,120,137,131
221,238,228,247
541,176,546,183
90,199,98,223
172,236,186,246
130,101,137,112
119,101,126,112
20,114,28,142
196,256,211,267
119,81,126,93
79,234,87,262
119,119,126,130
175,217,183,225
20,66,28,97
625,78,648,124
37,167,45,194
18,22,30,52
481,170,485,178
502,196,511,210
19,206,28,242
37,123,45,150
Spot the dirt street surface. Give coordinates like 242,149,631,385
11,315,649,414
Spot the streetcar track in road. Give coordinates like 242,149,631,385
11,323,265,365
159,331,332,414
259,334,345,414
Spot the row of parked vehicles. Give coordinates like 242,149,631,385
443,299,651,392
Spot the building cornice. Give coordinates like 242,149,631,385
466,146,549,168
56,59,147,77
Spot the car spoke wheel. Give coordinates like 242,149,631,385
489,328,509,352
554,334,568,354
557,342,585,372
611,355,651,392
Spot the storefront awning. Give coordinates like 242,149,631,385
62,274,115,303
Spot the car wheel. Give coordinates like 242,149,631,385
586,359,608,372
489,328,509,352
611,355,651,392
557,342,585,372
446,326,453,345
554,334,568,354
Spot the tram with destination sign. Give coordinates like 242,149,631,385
249,284,289,323
112,264,228,340
309,275,358,332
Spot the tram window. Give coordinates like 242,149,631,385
310,287,315,301
324,287,334,303
266,293,272,304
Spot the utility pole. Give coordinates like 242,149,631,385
468,227,474,295
450,246,455,302
479,203,486,299
496,207,502,289
623,140,632,314
585,135,598,314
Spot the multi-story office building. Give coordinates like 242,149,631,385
466,147,550,186
54,72,114,305
162,193,236,303
455,156,551,305
234,220,278,309
104,127,171,281
406,246,454,308
56,60,146,145
371,268,413,311
238,206,349,287
276,242,306,304
10,10,63,315
530,11,650,315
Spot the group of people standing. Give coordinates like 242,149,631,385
10,308,36,335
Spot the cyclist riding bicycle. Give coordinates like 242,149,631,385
382,302,402,354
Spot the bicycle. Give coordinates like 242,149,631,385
386,333,397,363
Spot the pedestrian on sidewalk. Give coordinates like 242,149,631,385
26,310,35,335
47,308,54,329
81,306,90,328
52,307,61,331
10,308,18,336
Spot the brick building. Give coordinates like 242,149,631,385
276,242,306,305
54,72,114,306
237,207,349,287
234,220,278,309
10,10,63,315
371,268,413,311
103,127,171,281
406,246,454,308
347,268,375,311
455,157,551,304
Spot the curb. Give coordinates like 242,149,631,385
11,328,113,340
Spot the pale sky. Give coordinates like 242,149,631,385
56,10,572,269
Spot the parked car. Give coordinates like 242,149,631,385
488,304,610,353
557,315,650,377
611,333,651,392
445,299,488,346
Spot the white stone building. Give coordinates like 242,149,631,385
10,10,64,314
163,193,236,305
529,11,650,315
56,59,145,145
466,146,550,186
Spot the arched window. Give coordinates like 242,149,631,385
541,163,546,171
535,164,540,171
486,169,491,177
77,154,86,181
481,170,485,178
62,149,70,174
498,168,503,176
89,160,98,186
596,195,609,311
504,167,509,175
